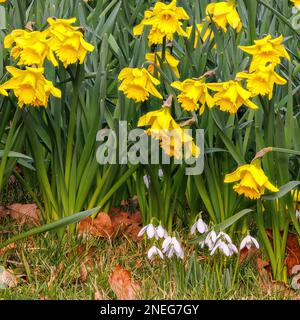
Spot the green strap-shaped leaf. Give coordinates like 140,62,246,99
263,181,300,200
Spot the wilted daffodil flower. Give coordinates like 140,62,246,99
186,22,215,48
118,67,163,102
1,66,61,108
224,160,279,199
4,29,58,67
172,78,214,114
145,51,180,78
207,80,259,114
46,17,94,67
205,0,242,33
138,106,200,159
133,0,189,45
236,64,287,99
239,35,290,72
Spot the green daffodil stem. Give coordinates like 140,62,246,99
0,108,21,191
64,64,84,193
256,200,277,278
246,0,257,43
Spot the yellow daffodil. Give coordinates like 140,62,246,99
118,67,163,102
236,64,287,99
187,22,214,48
171,78,214,114
207,80,259,114
291,0,300,8
292,190,300,212
0,86,8,96
4,29,28,58
205,0,242,33
46,17,94,67
0,0,7,3
4,29,58,67
224,160,279,199
138,107,200,159
133,0,189,45
239,35,290,72
293,190,300,202
1,66,61,108
145,51,180,78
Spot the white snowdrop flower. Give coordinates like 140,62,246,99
296,210,300,223
147,246,164,260
204,230,217,250
211,240,230,256
143,175,150,189
138,224,156,239
239,235,260,251
211,240,237,257
210,232,238,257
217,232,233,243
156,225,168,239
228,242,238,254
158,169,164,178
162,236,184,259
199,240,205,249
191,218,208,235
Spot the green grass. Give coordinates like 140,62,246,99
0,216,299,300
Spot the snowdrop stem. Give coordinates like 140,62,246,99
215,260,222,291
232,254,240,286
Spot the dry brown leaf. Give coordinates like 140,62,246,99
0,206,10,218
256,257,272,289
7,203,41,226
256,256,300,299
109,265,140,300
110,211,142,241
0,266,18,288
78,213,114,238
285,233,300,276
239,247,259,265
266,229,300,277
78,211,141,240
